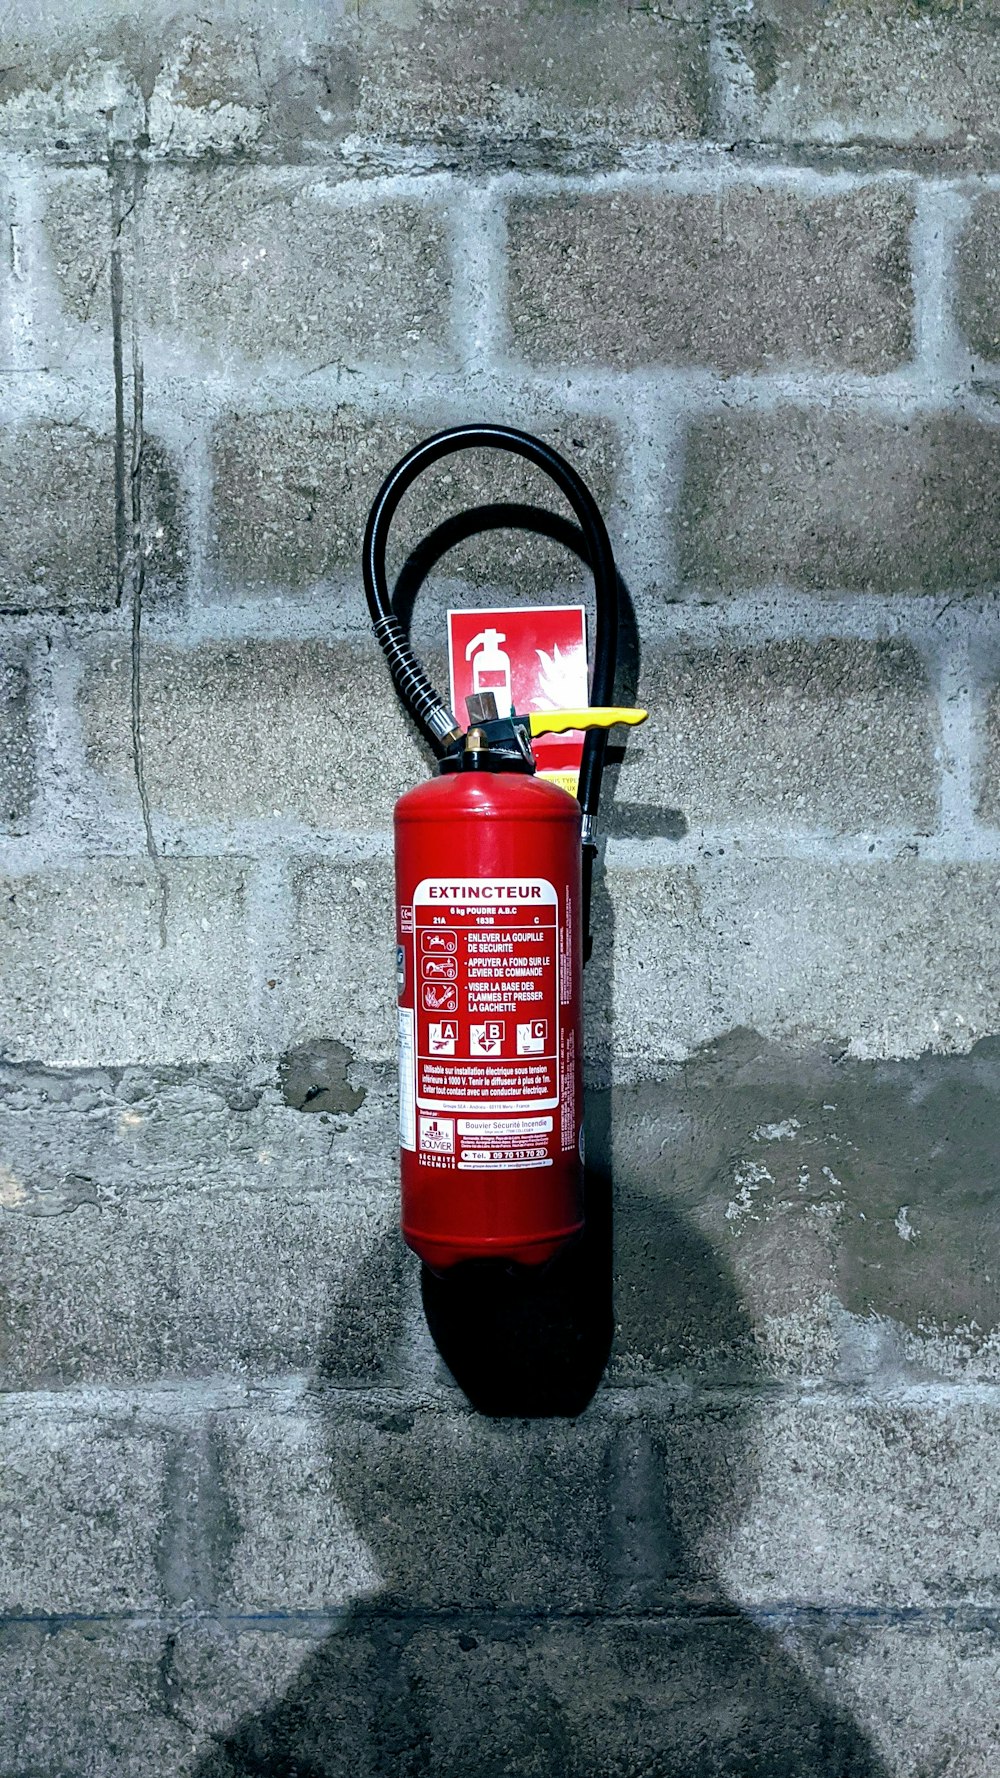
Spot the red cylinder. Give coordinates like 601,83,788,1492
394,768,584,1271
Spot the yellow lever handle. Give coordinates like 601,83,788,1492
528,706,648,738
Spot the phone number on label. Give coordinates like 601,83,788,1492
460,1147,549,1163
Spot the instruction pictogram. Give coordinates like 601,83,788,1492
422,956,457,981
423,983,458,1012
422,929,457,954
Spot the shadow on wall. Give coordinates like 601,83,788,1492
190,1190,889,1777
189,507,889,1777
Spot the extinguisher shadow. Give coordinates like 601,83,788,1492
189,1117,890,1778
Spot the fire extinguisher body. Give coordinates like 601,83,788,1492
394,769,584,1271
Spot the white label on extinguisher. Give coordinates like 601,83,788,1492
398,1007,416,1151
412,879,560,1152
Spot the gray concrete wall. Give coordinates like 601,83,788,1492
2,3,1000,1772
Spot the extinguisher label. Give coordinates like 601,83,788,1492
411,877,562,1165
398,1008,416,1151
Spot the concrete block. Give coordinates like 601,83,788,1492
0,1623,190,1777
286,853,396,1062
682,1393,1000,1610
213,1402,614,1612
394,1615,896,1777
509,184,914,374
36,168,117,365
7,1612,997,1778
0,1410,167,1613
600,855,1000,1064
0,1057,408,1384
1,1185,403,1391
790,1617,1000,1778
0,421,183,613
140,169,452,371
606,1039,1000,1386
0,858,262,1067
0,1,708,160
678,408,1000,595
958,193,1000,360
82,638,429,829
724,0,1000,159
0,645,34,831
977,677,1000,825
208,406,623,599
613,638,937,834
350,0,709,150
172,1620,376,1774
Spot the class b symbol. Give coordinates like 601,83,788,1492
471,1020,505,1056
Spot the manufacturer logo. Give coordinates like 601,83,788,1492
419,1115,455,1155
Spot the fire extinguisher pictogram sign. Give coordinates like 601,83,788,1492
448,606,589,795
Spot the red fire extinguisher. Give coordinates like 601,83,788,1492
363,425,646,1272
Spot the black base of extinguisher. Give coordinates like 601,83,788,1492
420,1104,614,1419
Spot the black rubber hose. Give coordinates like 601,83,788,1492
362,423,620,846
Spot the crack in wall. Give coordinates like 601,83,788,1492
111,155,168,947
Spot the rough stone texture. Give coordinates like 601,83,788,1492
0,1063,403,1388
0,1623,194,1777
705,1393,1000,1610
725,0,1000,160
977,675,1000,824
1,1187,402,1390
0,1412,167,1613
0,858,262,1066
347,0,710,155
679,409,1000,595
33,167,118,367
0,0,709,162
214,1403,617,1613
212,1389,1000,1621
208,407,623,599
137,170,452,371
509,185,914,374
81,638,429,828
0,646,34,830
0,422,183,612
607,1038,1000,1385
957,192,1000,359
614,638,937,833
6,1613,1000,1778
602,857,1000,1064
285,853,395,1062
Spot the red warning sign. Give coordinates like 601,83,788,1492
448,605,588,793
